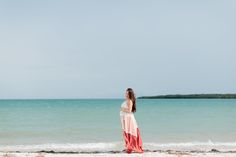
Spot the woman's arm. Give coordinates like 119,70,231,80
121,100,132,113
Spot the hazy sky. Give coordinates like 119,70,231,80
0,0,235,99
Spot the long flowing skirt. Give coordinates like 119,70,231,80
120,112,144,153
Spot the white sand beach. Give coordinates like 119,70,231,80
1,152,236,157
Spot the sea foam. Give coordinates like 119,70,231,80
1,141,236,153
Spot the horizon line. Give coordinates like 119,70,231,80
1,93,236,100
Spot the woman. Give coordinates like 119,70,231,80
120,88,144,153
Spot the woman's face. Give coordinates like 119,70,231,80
125,91,129,99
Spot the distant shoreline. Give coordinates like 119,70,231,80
138,94,236,99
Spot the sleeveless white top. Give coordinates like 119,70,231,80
120,101,130,116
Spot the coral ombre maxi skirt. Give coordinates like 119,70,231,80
120,101,144,153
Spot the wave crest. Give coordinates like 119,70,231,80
1,141,236,153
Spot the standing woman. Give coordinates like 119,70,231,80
120,88,144,153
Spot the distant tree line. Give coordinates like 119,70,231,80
138,94,236,99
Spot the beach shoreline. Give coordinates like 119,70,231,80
1,151,236,157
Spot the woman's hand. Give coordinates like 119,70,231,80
120,107,131,113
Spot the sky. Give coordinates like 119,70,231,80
0,0,235,99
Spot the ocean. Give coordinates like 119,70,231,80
0,99,236,152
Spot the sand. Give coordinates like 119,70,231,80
1,152,236,157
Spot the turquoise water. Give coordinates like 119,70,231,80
0,99,236,152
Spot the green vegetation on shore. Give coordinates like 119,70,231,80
138,94,236,99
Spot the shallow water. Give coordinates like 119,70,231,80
0,99,236,151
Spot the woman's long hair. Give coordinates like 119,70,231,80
126,88,136,112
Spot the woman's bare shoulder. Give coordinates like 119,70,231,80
127,99,133,105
